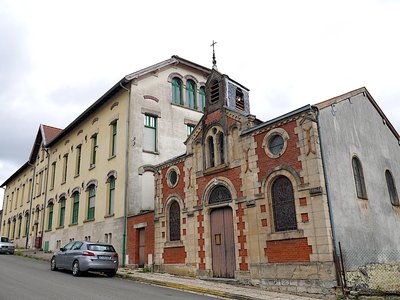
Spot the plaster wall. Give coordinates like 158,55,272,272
126,65,206,216
319,93,400,260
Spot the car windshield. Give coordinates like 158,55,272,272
87,244,115,252
1,237,9,242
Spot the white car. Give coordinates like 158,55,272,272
0,236,15,254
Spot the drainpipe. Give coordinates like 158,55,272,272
40,148,51,250
26,162,36,249
120,81,131,266
311,106,337,250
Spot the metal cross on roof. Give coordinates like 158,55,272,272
211,40,217,70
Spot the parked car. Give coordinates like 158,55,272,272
0,236,15,254
50,241,118,277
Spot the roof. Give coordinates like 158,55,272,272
47,55,211,147
314,87,400,140
242,104,312,136
42,124,63,145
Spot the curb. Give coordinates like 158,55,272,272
117,273,259,300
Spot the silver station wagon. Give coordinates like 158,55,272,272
50,241,118,277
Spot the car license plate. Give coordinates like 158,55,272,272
98,255,111,260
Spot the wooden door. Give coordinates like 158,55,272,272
138,228,145,267
210,207,235,278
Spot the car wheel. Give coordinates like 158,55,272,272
51,257,58,271
72,260,81,277
106,271,116,277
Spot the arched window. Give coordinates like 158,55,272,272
72,192,80,224
186,80,196,109
199,86,205,111
59,197,66,227
169,201,180,241
271,176,297,232
24,213,29,237
108,176,116,215
352,157,367,199
47,203,54,231
87,185,96,220
172,78,183,105
218,133,225,164
385,170,399,206
209,185,231,205
208,136,215,168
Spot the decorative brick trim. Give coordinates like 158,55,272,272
236,203,248,271
197,211,205,270
143,95,160,102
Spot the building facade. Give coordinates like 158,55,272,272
1,56,210,266
153,70,400,294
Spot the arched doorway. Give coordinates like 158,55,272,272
209,185,235,278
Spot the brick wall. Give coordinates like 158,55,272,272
255,121,303,185
204,111,222,126
127,212,154,265
163,246,186,264
161,161,185,203
265,238,312,263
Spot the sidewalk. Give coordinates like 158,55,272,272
16,249,327,300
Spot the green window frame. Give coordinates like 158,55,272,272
87,186,96,220
144,115,157,152
199,86,205,112
59,198,66,227
110,122,117,157
75,145,81,176
50,162,56,189
62,154,68,183
72,193,79,224
47,203,54,231
17,216,22,239
90,135,98,167
172,78,183,105
108,177,115,215
186,80,196,109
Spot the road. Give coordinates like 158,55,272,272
0,255,214,300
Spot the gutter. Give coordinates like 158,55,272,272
40,148,51,249
26,163,36,249
120,82,131,266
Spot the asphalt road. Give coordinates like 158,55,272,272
0,255,213,300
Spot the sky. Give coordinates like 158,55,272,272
1,0,400,208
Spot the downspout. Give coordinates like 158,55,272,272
40,148,51,250
120,81,131,266
311,106,337,249
26,162,36,249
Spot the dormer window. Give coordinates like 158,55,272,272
235,88,244,111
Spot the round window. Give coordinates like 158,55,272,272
268,134,285,155
168,169,178,187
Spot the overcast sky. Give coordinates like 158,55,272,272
1,0,400,207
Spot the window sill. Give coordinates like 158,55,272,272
266,229,304,241
164,240,183,248
61,181,66,185
56,226,64,230
357,196,368,200
89,165,96,171
45,229,52,233
49,187,54,191
83,218,95,223
69,223,78,227
108,155,116,161
203,163,229,176
143,150,159,155
171,102,203,113
104,213,115,219
74,174,80,179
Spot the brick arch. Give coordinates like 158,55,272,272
105,170,117,182
164,193,184,210
70,186,81,197
260,164,302,194
85,179,98,191
184,74,199,84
